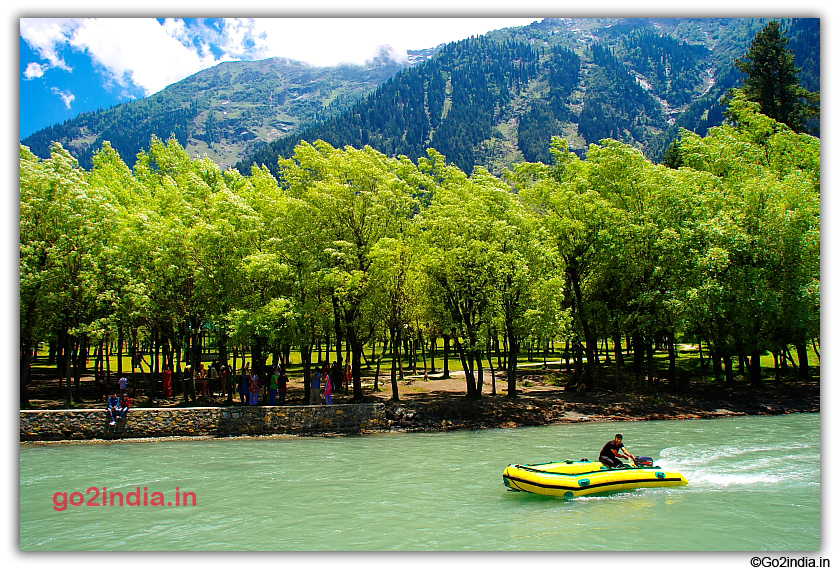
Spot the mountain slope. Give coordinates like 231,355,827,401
20,48,439,170
21,18,819,175
237,17,818,176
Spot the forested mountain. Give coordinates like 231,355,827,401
20,48,440,170
239,17,819,176
21,18,819,175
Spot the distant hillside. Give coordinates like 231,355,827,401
20,47,440,170
21,18,818,175
238,17,819,176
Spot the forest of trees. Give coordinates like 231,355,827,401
20,93,820,408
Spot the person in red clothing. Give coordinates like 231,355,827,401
249,371,260,405
324,368,333,405
118,393,132,420
162,366,173,398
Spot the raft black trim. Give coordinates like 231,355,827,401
513,463,660,477
504,473,684,492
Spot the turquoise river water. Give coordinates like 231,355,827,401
20,413,819,551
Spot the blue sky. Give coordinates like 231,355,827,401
19,17,541,140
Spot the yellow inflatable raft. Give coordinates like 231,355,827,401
502,459,688,498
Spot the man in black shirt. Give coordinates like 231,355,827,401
599,433,636,468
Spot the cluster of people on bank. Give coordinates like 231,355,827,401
235,364,291,406
307,364,336,405
99,358,347,424
162,361,236,401
156,360,345,406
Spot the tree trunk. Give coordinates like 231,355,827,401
613,326,623,389
73,335,85,390
646,339,655,389
390,326,400,401
351,338,365,402
748,350,764,387
453,336,479,397
564,339,571,372
63,330,74,407
573,340,583,383
219,329,229,368
301,341,312,403
724,353,735,386
476,347,484,395
19,332,34,408
506,334,520,399
487,337,496,396
430,335,437,373
495,330,503,371
374,344,384,393
137,350,156,404
633,331,645,385
442,334,451,379
332,295,345,392
569,264,596,390
105,337,112,386
668,331,678,390
795,343,810,380
420,331,427,375
542,339,548,368
712,346,722,381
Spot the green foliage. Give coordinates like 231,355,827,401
729,21,819,134
20,67,820,400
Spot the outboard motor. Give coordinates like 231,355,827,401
635,456,654,467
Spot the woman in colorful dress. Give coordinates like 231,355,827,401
324,368,333,405
249,371,260,405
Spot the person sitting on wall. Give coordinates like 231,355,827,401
118,393,132,420
106,392,121,426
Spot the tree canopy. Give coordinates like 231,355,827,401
20,95,819,406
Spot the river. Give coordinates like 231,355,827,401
20,413,819,552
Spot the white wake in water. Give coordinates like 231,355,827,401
655,442,819,488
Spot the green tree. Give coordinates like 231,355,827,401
277,141,419,401
513,138,617,390
20,142,114,406
680,97,820,382
416,154,501,398
729,20,819,134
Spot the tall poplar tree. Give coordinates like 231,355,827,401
729,20,819,134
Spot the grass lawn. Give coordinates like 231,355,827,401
30,339,819,385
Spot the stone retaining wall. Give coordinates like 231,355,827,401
20,403,387,441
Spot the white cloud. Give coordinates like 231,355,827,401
19,18,79,72
50,87,75,108
20,17,540,96
23,62,46,79
238,18,539,67
68,18,222,95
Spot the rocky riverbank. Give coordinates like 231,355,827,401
375,380,820,433
21,366,820,441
